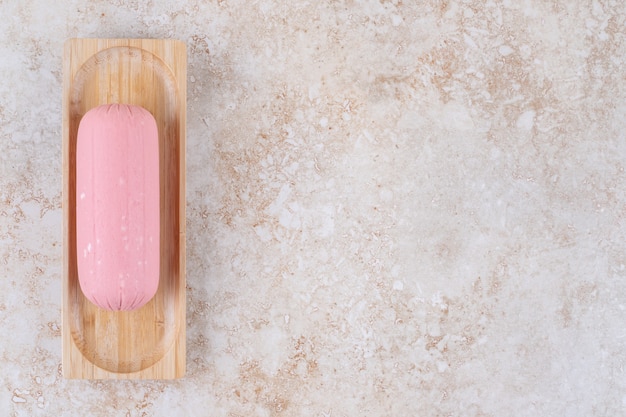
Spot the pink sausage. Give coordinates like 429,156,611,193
76,104,160,311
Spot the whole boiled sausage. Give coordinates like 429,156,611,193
76,103,160,311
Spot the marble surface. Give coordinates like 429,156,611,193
1,0,626,415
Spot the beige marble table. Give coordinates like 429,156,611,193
1,1,625,415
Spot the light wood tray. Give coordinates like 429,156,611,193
62,39,186,379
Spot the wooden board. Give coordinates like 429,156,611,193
62,39,186,379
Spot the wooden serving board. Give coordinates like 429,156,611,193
62,39,186,379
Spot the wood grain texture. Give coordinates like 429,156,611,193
62,39,186,379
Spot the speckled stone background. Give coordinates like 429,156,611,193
2,0,626,415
